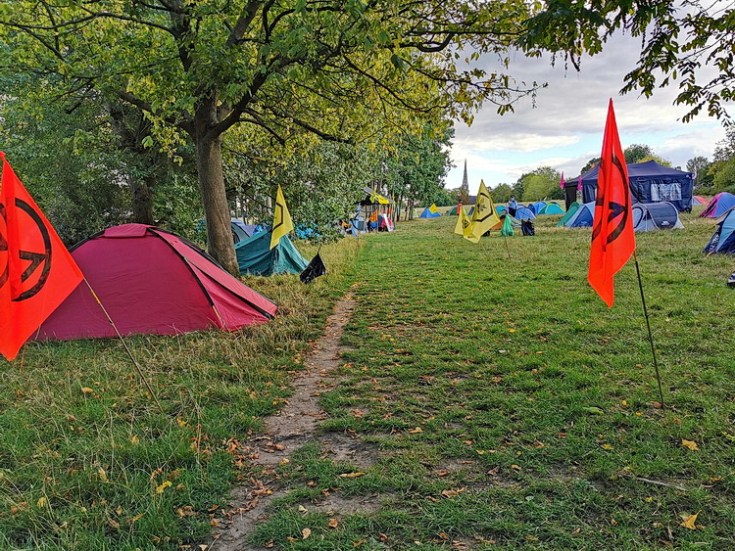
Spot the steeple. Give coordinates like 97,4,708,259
459,159,470,203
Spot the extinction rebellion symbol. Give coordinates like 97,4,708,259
0,199,53,302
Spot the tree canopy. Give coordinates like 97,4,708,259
520,1,735,122
2,0,539,273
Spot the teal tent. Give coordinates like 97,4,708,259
236,230,308,276
556,202,580,226
539,203,564,215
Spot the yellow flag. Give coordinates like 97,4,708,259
464,180,500,243
270,185,294,249
454,207,471,236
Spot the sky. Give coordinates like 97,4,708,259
446,32,728,195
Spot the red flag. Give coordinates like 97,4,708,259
588,100,636,307
559,171,566,190
0,153,83,360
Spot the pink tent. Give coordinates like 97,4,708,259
36,224,277,341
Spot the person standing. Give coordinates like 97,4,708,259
508,195,518,217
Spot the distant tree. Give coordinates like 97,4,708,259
492,183,513,203
711,161,735,194
687,156,713,191
624,144,654,164
580,157,600,175
517,167,562,201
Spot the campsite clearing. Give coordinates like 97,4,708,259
1,212,734,550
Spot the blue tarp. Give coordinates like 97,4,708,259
578,160,693,212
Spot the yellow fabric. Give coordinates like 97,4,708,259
270,185,294,249
464,180,500,244
370,191,390,205
429,203,438,213
454,207,470,236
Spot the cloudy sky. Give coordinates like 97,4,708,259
447,32,728,195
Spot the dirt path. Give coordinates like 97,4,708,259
209,292,370,551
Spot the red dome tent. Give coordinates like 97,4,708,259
36,224,277,341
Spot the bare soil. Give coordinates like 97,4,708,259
209,292,382,551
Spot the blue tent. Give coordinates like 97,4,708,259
701,192,735,218
235,230,308,276
419,207,441,218
528,201,546,214
563,202,596,228
704,208,735,254
577,160,693,212
514,207,536,221
231,219,258,243
539,203,564,215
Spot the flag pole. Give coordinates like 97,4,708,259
83,279,164,413
632,251,665,408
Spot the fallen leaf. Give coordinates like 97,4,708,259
681,439,699,451
130,435,139,445
302,527,311,539
98,468,108,482
81,387,94,395
155,480,172,494
441,488,465,498
601,443,614,450
408,427,423,434
680,512,699,530
339,472,365,478
297,505,308,513
582,406,604,415
36,496,47,508
328,518,339,529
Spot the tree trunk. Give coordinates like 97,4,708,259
131,177,155,225
195,134,239,275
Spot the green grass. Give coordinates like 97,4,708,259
253,211,735,550
0,239,359,550
3,211,735,550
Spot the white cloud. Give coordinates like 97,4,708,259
447,30,729,193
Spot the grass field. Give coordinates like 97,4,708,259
2,210,734,550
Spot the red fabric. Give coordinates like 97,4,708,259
588,100,636,307
36,224,276,341
0,153,83,359
559,172,565,190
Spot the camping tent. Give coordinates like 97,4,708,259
700,192,735,218
36,224,277,341
231,219,258,243
692,195,707,207
236,230,308,275
529,201,546,214
557,202,580,226
539,203,564,215
514,207,536,221
632,202,684,232
577,160,694,212
419,205,441,218
704,208,735,254
563,202,596,228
